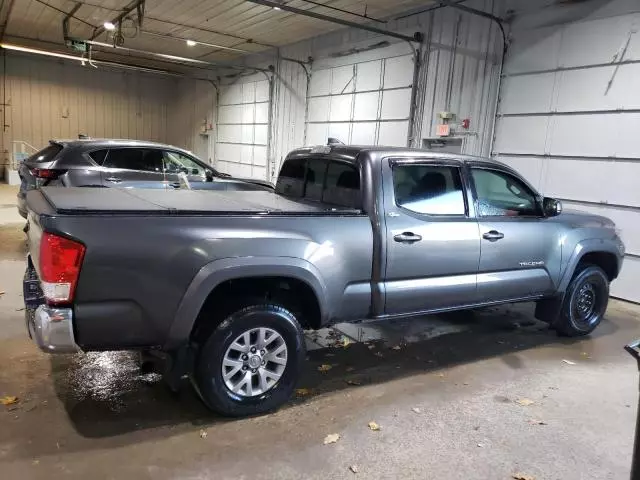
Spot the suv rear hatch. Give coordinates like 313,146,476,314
19,142,65,187
17,142,65,217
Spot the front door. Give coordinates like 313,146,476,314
470,165,561,301
100,148,168,189
383,158,481,315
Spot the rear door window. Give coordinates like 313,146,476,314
392,164,466,215
88,149,109,165
103,148,163,173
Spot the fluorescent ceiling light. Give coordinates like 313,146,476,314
186,39,196,46
273,6,281,10
0,43,84,62
103,21,116,31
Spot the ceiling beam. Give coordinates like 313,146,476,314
244,0,422,44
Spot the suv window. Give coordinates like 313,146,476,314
471,168,539,217
27,144,62,163
163,151,207,177
103,148,163,173
88,149,108,165
393,164,465,215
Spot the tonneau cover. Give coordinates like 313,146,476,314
38,187,360,215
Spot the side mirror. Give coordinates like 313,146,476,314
543,197,562,217
205,170,214,182
191,168,199,175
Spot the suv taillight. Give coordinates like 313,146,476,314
30,168,65,179
39,232,85,305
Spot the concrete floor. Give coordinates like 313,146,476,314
1,184,640,479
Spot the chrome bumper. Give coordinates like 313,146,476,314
28,305,80,353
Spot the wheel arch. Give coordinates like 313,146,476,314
558,239,622,292
165,257,329,350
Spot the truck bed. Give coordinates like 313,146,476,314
33,187,361,216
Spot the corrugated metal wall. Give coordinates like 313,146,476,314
240,0,504,178
0,52,172,168
493,0,640,302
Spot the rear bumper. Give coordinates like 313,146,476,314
27,305,80,353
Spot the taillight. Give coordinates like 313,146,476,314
39,232,85,305
30,168,65,179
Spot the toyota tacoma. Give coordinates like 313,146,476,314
22,146,625,416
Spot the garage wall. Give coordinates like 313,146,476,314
493,0,640,302
166,78,217,164
0,52,172,171
231,0,505,179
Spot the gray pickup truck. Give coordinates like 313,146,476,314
23,146,625,416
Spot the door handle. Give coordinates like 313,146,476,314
394,232,422,243
482,230,505,242
169,182,181,189
105,177,122,184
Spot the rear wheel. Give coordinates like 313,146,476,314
555,264,609,336
193,303,305,417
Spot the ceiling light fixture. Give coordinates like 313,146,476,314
0,43,84,62
186,39,197,46
103,21,116,31
273,6,281,10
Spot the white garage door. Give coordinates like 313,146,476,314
305,44,415,148
215,75,271,181
493,5,640,302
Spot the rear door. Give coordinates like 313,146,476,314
100,148,167,189
470,165,561,301
382,158,481,314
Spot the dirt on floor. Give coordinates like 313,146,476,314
0,190,639,479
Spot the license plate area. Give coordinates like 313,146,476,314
23,257,44,308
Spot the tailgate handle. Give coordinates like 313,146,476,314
105,177,122,184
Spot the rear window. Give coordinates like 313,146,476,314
27,144,62,163
276,158,361,209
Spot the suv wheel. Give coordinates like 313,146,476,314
555,263,609,337
193,303,305,416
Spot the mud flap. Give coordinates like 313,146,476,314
534,294,564,326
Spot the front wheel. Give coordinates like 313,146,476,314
555,264,609,336
193,303,305,417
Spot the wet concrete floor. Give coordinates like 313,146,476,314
1,184,639,479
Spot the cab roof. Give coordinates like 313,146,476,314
286,145,506,168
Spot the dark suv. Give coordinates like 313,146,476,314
17,139,272,218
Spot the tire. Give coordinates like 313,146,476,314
194,303,305,417
554,263,609,337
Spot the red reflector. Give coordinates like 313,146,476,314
30,168,62,179
39,232,85,304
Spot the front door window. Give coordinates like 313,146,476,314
471,168,540,217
